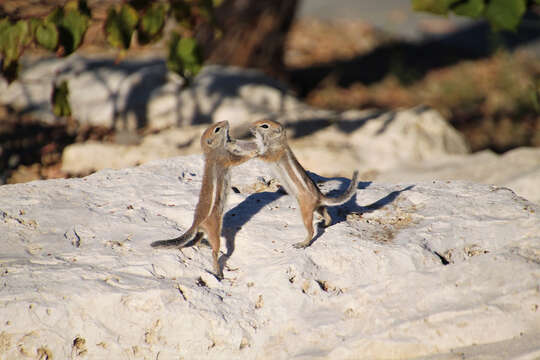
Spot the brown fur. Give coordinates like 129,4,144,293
151,121,257,279
251,119,358,248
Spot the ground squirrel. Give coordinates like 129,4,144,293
151,121,257,280
250,119,359,248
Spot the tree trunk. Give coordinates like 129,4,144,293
202,0,298,78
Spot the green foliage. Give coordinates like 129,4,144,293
412,0,529,31
167,32,202,78
412,0,459,15
47,0,91,55
1,0,213,86
105,4,139,49
35,21,59,51
52,81,72,117
453,0,484,18
484,0,526,31
0,19,31,81
138,3,169,44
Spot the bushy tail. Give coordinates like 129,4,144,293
321,170,359,206
151,227,198,249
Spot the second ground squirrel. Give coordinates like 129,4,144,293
250,119,359,248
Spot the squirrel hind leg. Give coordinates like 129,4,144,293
293,205,315,249
204,223,224,280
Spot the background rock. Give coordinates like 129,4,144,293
1,155,539,359
0,57,320,129
376,147,540,204
3,60,537,206
291,107,469,175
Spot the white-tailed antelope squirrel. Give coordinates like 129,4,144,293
250,119,359,248
151,121,257,280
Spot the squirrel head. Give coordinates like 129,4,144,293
250,119,285,154
201,121,230,153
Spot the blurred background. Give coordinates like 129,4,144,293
0,0,539,186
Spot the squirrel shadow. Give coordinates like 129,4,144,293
222,172,408,257
220,190,285,268
193,174,413,278
309,174,415,245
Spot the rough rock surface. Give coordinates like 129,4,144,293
1,155,539,359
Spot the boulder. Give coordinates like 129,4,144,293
1,155,539,359
291,107,469,176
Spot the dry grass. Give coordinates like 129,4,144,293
286,19,540,152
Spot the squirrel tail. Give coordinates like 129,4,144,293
321,170,359,206
151,227,199,249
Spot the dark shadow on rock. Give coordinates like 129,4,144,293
285,117,333,138
288,12,540,96
221,171,360,253
284,108,393,140
333,184,416,226
188,67,289,126
123,67,167,129
59,58,169,131
221,190,285,258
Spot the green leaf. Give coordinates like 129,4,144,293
484,0,526,31
52,81,72,117
0,18,10,34
105,4,139,49
46,2,90,55
0,20,30,71
411,0,462,15
452,0,484,18
29,18,41,35
167,33,202,78
35,21,59,51
46,7,64,24
59,2,90,54
138,3,168,44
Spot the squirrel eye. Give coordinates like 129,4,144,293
260,124,269,129
214,127,221,133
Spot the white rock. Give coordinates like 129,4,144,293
1,155,539,359
345,107,470,171
376,147,540,204
61,126,206,174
